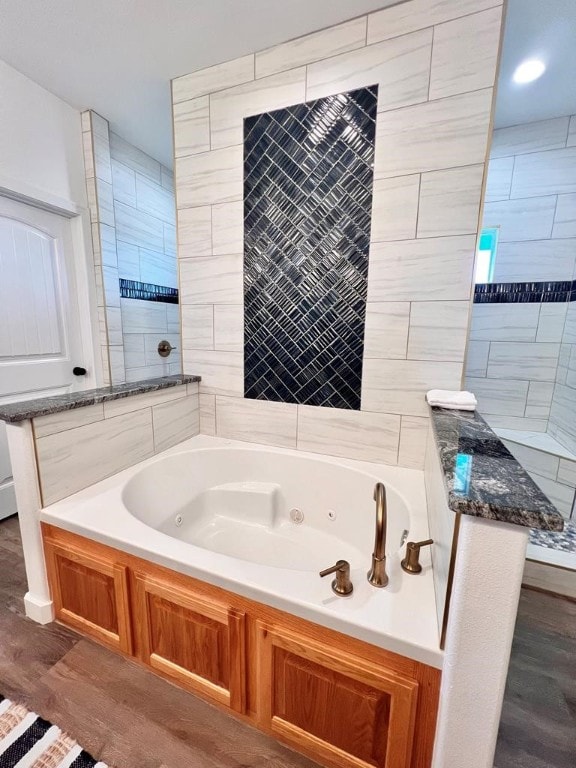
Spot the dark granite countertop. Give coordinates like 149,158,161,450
0,375,201,423
430,407,564,532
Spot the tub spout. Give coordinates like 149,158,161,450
367,482,388,588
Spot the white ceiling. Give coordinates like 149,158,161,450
0,0,574,166
494,0,576,128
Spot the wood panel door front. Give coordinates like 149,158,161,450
256,622,419,768
133,572,246,713
44,540,132,654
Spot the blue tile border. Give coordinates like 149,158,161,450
119,279,178,304
474,280,575,304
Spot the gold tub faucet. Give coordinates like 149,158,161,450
367,482,389,588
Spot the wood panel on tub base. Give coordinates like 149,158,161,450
42,524,441,768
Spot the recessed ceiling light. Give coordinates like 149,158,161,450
513,59,546,85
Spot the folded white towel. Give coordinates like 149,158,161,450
426,389,477,411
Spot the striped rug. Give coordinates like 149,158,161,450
0,696,108,768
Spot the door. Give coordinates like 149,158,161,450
0,196,89,519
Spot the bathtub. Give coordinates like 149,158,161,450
40,434,442,668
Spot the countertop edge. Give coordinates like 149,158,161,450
0,374,201,423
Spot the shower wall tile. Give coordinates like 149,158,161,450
367,0,502,44
525,382,555,419
490,116,570,158
296,405,400,465
553,194,576,238
178,206,212,258
216,396,297,448
306,29,432,112
487,342,561,382
182,350,243,396
152,395,200,453
464,340,490,378
407,301,469,361
374,89,493,178
112,160,137,206
368,236,476,302
212,201,243,255
398,415,429,470
469,303,540,342
511,147,576,198
482,196,556,242
180,254,243,304
175,145,243,208
537,303,568,343
483,414,548,433
484,157,514,203
364,302,410,360
370,175,419,242
492,239,576,283
182,305,214,350
255,17,367,79
210,68,306,149
199,393,216,435
428,7,502,100
173,96,211,158
117,241,140,280
214,305,243,351
417,164,484,237
465,377,529,417
172,54,255,103
110,132,161,183
135,174,176,224
114,200,164,251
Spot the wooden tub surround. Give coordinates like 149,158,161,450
42,524,441,768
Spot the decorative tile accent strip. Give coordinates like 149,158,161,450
244,86,378,409
530,520,576,553
119,279,179,304
474,280,575,304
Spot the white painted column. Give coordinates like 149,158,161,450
432,514,528,768
5,420,54,623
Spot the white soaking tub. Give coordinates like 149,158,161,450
40,434,442,667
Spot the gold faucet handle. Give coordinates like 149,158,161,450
401,539,434,574
319,559,353,596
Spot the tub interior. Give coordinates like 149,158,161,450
122,447,411,572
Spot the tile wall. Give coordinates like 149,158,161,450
172,0,504,469
82,112,181,384
465,115,576,433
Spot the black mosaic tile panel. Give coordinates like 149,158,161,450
119,279,178,304
243,86,378,409
474,280,574,304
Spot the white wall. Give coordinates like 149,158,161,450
0,59,87,210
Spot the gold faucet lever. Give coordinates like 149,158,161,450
401,539,434,574
367,482,389,588
319,559,353,596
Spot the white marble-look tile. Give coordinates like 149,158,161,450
502,441,560,481
549,412,576,458
558,458,576,486
492,238,576,282
183,350,243,396
306,29,432,113
81,110,91,133
111,159,137,207
487,341,560,382
364,302,410,359
367,0,502,43
176,145,243,208
100,345,111,386
166,303,180,334
563,304,576,344
114,201,164,251
374,89,493,178
511,147,576,198
216,396,297,448
124,364,167,382
256,17,367,78
173,96,211,158
33,404,105,439
143,333,180,366
370,175,419,242
429,7,502,100
178,206,212,258
199,393,216,435
297,405,400,464
172,54,255,103
482,196,556,242
527,473,575,518
110,132,161,183
99,223,118,268
161,167,174,191
139,247,178,288
82,130,95,179
164,222,177,258
92,125,112,186
121,298,168,334
484,157,514,203
418,164,484,237
109,344,126,385
525,381,555,419
212,201,243,255
537,303,568,343
361,358,462,416
483,413,548,433
37,408,154,505
123,333,146,369
180,254,243,304
182,305,214,350
103,385,185,419
105,305,123,346
152,395,200,453
116,241,140,281
552,194,576,238
464,340,490,377
398,415,429,470
568,115,576,147
408,301,470,361
135,174,175,225
210,68,306,149
367,236,476,302
102,264,120,308
86,177,99,223
490,117,570,158
214,305,243,351
469,303,540,342
96,179,115,228
465,377,529,417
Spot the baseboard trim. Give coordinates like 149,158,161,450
24,592,54,624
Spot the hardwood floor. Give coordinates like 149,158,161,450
0,515,574,768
